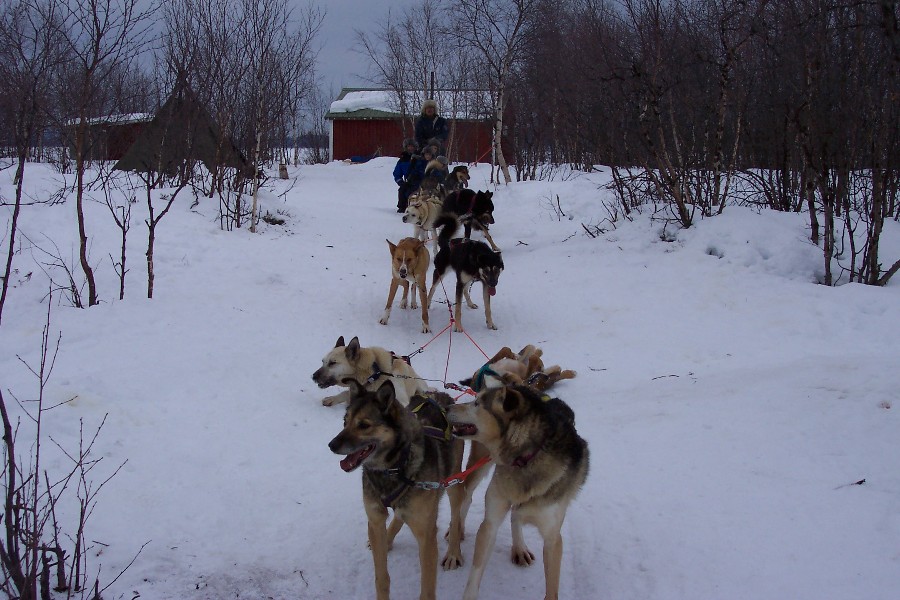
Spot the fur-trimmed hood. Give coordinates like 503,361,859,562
420,99,438,115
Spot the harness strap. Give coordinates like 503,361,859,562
371,446,415,507
471,363,501,392
410,395,453,442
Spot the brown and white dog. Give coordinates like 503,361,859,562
379,237,431,333
462,344,577,392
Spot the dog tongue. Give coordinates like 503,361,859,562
339,445,373,472
488,286,496,296
339,455,357,472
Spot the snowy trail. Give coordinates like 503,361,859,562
1,159,898,599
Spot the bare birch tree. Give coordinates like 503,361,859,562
56,0,156,306
449,0,534,183
0,0,66,323
356,0,464,134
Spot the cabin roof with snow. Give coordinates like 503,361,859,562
325,88,493,121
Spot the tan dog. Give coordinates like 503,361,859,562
448,385,590,600
311,336,428,406
462,344,577,392
380,238,431,333
402,189,444,254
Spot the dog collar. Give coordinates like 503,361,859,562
365,361,386,384
471,364,501,392
369,445,415,507
511,445,542,468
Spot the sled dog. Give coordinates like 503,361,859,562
426,215,504,332
380,238,431,333
311,336,428,406
441,189,499,251
328,381,467,599
445,165,471,194
462,344,577,392
448,385,590,600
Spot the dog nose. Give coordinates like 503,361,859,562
327,436,340,453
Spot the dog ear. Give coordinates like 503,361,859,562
345,336,361,361
343,379,365,398
334,335,345,348
386,239,396,253
374,380,398,414
501,388,523,414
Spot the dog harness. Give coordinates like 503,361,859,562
470,363,502,392
410,394,454,442
369,394,490,506
364,354,413,385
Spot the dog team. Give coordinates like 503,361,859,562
312,100,589,600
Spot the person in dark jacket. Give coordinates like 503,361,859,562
414,99,448,154
393,138,418,212
405,145,434,194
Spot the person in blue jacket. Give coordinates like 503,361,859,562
393,138,418,212
396,145,435,212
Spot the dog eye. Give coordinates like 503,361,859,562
357,421,371,430
327,360,336,367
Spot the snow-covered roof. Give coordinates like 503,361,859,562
326,89,492,121
329,90,395,114
65,113,154,127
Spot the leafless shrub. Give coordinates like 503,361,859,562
0,299,143,599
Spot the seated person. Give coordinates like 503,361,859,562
415,100,448,153
393,138,418,212
404,145,435,199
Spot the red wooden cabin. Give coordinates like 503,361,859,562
325,88,506,164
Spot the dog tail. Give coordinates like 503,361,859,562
435,214,459,249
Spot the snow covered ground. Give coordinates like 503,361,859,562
1,158,898,600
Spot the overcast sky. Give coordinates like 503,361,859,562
314,0,418,98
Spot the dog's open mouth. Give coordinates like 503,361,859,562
452,423,478,437
339,444,375,472
487,286,496,296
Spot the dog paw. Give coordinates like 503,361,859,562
511,546,535,566
487,323,498,330
422,324,431,334
467,302,479,309
378,317,388,325
399,300,408,309
321,395,338,407
441,553,464,571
